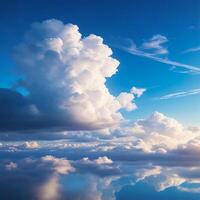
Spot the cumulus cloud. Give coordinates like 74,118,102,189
75,156,120,177
41,155,75,175
81,156,113,165
5,162,18,170
117,92,137,111
130,86,146,97
94,156,113,165
23,141,40,149
135,165,200,192
130,112,199,152
136,166,161,182
0,19,143,132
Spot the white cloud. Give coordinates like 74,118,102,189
41,155,74,175
178,186,200,193
13,19,142,131
117,92,137,111
135,166,197,192
136,166,161,182
142,34,168,55
5,162,17,170
118,42,200,74
95,156,113,165
117,86,146,111
137,165,200,192
81,156,113,165
130,112,199,152
23,141,40,149
159,88,200,100
151,171,186,191
130,86,146,97
183,46,200,54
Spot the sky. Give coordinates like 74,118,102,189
1,0,200,200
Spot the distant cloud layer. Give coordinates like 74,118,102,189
0,19,144,132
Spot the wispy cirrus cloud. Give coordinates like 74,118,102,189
119,45,200,73
159,88,200,100
182,46,200,54
115,34,200,74
141,34,168,55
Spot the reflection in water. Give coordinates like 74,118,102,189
1,148,200,200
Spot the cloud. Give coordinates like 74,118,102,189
23,141,40,149
1,111,200,171
0,155,117,200
135,164,200,192
116,181,200,200
94,156,113,164
2,111,200,162
1,19,144,133
182,46,200,54
1,155,106,200
141,34,168,55
5,162,18,170
117,40,200,74
75,156,120,177
116,86,145,111
117,92,137,111
130,86,146,97
41,155,75,175
2,144,200,199
136,166,161,182
80,156,113,165
130,112,199,152
0,155,75,200
159,88,200,100
0,88,41,131
178,185,200,193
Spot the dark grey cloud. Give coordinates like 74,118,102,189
0,88,82,132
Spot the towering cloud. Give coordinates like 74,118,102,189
0,19,143,132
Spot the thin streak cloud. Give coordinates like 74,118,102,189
159,88,200,100
182,46,200,54
119,46,200,73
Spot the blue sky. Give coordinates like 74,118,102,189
1,1,200,200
